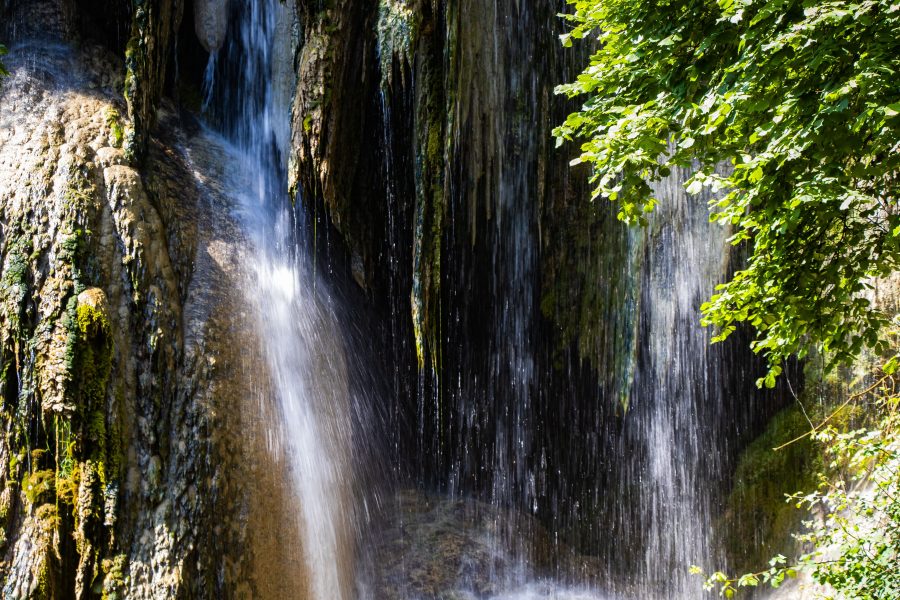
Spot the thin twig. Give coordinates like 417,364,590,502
774,373,895,451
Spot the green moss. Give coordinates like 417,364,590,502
105,108,124,148
55,467,79,508
23,470,56,506
2,238,31,289
54,417,79,507
425,121,441,166
70,297,112,462
99,554,127,600
408,17,447,376
8,447,25,478
37,289,117,581
2,235,34,336
34,503,60,533
0,482,11,524
59,228,90,288
63,179,95,211
0,44,9,79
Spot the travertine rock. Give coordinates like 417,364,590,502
194,0,229,53
0,27,304,600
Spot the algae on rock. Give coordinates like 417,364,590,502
0,18,286,592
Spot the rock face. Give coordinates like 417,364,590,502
123,0,184,160
193,0,229,53
367,490,600,599
0,17,304,600
289,0,383,289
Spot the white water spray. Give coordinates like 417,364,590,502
200,2,353,598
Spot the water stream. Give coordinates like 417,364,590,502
199,2,357,598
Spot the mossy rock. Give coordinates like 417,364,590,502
722,352,870,573
722,405,820,572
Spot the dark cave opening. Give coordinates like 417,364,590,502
171,0,212,112
76,0,131,56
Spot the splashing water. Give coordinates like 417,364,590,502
622,169,734,597
489,584,611,600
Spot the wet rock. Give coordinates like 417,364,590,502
290,0,383,289
0,30,300,598
123,0,184,159
367,490,601,599
194,0,229,53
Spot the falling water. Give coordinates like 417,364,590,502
370,0,776,595
619,169,733,597
195,2,776,598
199,2,355,598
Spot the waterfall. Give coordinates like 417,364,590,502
616,170,734,597
0,0,805,597
198,2,357,598
190,2,779,598
369,1,783,596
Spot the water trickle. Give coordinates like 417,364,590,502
199,2,357,598
612,168,735,598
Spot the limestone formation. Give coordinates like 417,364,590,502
194,0,229,53
0,7,303,595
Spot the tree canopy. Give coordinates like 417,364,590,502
555,0,900,383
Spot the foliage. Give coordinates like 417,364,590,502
555,0,900,381
692,370,900,598
0,44,8,78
